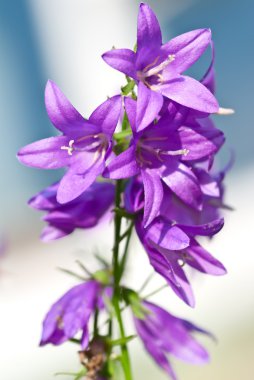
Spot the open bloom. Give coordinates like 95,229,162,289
17,80,122,203
29,181,115,242
105,85,224,226
125,173,226,306
133,301,211,380
40,280,109,348
103,3,218,113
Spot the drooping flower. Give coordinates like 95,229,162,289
40,280,109,348
105,85,224,227
17,80,122,203
133,300,211,380
29,181,115,242
125,173,226,306
103,3,218,114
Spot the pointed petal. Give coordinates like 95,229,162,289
145,222,190,251
124,97,137,133
136,83,163,132
104,145,139,179
137,3,162,50
201,41,215,94
45,80,86,134
148,247,195,307
162,162,203,211
179,123,225,161
17,136,71,169
160,75,219,113
102,49,137,79
162,29,212,73
104,147,140,179
186,239,227,275
57,155,105,203
89,95,122,136
40,225,73,242
142,169,163,227
179,218,224,236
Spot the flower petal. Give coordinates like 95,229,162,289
45,80,87,134
144,221,190,251
124,97,137,133
104,145,140,179
160,75,219,113
179,123,225,161
186,239,227,275
142,169,163,227
162,162,203,211
148,247,195,307
136,82,163,132
89,95,122,136
178,218,224,236
137,3,162,50
17,136,71,169
162,29,211,74
102,49,137,79
57,155,105,203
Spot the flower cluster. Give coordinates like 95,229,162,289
18,3,232,380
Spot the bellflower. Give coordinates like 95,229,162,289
103,3,218,114
29,181,115,242
105,85,224,226
40,280,108,348
17,80,122,203
126,174,226,306
133,301,210,380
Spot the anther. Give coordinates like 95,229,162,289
61,139,75,156
143,54,175,78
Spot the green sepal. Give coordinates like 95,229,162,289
113,207,136,220
113,128,132,142
122,288,149,319
121,79,135,96
108,335,137,347
93,269,111,285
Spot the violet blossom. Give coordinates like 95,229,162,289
17,80,122,203
29,181,115,242
125,173,226,306
103,3,218,114
40,280,108,348
105,85,224,227
133,301,211,380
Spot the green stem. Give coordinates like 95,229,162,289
112,180,133,380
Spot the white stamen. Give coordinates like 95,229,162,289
61,139,75,155
217,107,235,115
160,148,189,157
143,54,175,78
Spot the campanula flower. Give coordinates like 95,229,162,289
40,280,108,348
105,88,224,226
29,181,115,242
18,80,122,203
133,301,211,379
103,3,218,114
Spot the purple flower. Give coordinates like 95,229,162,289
133,301,211,379
17,80,122,203
29,181,115,242
126,174,226,306
105,89,224,227
40,280,107,348
102,3,218,113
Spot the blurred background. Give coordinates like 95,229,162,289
0,0,253,379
